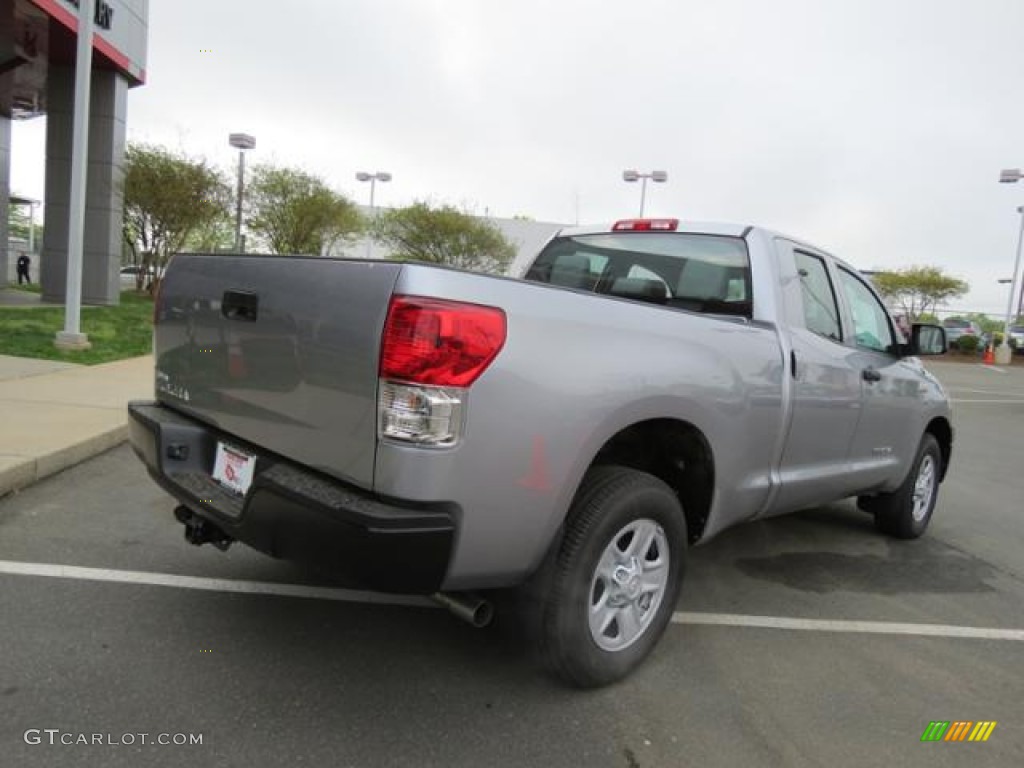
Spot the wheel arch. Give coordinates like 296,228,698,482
585,418,716,545
925,416,953,482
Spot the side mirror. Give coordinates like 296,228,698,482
908,323,947,356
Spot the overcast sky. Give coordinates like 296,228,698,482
11,0,1024,314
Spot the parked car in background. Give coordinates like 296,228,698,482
942,318,981,347
120,264,164,289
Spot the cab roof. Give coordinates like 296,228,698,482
555,219,752,239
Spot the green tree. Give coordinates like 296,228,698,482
871,266,968,321
373,202,516,274
183,209,235,253
246,165,362,255
122,143,230,291
8,204,41,244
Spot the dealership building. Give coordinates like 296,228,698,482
1,0,147,303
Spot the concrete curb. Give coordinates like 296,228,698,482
0,353,152,499
0,424,128,499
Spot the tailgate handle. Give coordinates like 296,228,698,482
221,290,259,322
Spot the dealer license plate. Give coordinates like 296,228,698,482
212,442,256,495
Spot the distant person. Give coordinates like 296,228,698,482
16,252,31,285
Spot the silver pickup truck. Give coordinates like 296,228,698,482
128,217,952,687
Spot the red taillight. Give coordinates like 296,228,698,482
380,296,506,387
612,218,679,232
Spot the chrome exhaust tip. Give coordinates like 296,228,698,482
431,592,494,628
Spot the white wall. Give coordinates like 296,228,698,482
332,207,564,276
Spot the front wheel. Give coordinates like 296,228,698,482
866,433,942,539
533,466,687,688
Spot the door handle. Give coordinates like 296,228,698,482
221,290,259,322
862,367,882,383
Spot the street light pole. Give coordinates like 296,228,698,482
997,169,1024,363
996,206,1024,364
356,171,391,259
622,170,668,217
234,151,245,249
229,133,256,252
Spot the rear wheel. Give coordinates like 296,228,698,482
532,466,687,688
867,433,942,539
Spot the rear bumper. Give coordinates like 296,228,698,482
128,401,456,594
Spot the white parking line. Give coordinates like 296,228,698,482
2,559,1023,642
951,398,1024,403
0,560,431,607
954,388,1024,396
672,612,1024,641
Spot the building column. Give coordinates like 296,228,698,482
0,115,10,286
41,65,126,305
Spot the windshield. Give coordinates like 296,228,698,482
524,233,752,317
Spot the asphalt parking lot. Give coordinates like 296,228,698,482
1,360,1022,768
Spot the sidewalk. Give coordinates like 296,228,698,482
0,287,66,308
0,354,153,497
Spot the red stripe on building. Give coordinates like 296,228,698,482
26,0,145,84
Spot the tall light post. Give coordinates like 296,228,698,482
229,133,256,252
54,0,95,350
622,170,667,217
356,171,391,258
997,169,1024,364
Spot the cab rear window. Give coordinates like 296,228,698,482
525,233,752,317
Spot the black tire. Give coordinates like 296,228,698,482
867,433,942,539
532,466,687,688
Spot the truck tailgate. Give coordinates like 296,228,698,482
154,254,402,489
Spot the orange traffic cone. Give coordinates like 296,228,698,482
983,343,995,365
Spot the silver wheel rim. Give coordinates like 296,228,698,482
588,519,670,652
911,454,937,522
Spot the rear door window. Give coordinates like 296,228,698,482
794,251,842,342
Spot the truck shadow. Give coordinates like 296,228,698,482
690,502,998,595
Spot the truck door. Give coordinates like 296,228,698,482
833,266,922,490
770,244,864,514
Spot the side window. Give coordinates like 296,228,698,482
837,268,895,353
794,251,842,341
